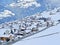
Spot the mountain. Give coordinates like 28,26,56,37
0,7,60,45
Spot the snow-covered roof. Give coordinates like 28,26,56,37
0,35,10,37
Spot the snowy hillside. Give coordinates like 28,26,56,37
13,23,60,45
12,7,60,45
0,7,60,45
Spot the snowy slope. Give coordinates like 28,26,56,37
12,8,60,45
13,23,60,45
0,7,60,45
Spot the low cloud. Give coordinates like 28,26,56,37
6,0,41,8
0,10,15,19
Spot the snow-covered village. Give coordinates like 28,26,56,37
0,0,60,45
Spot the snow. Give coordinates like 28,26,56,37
0,28,10,35
12,7,60,45
0,7,60,45
0,35,10,37
13,23,60,45
41,8,60,21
